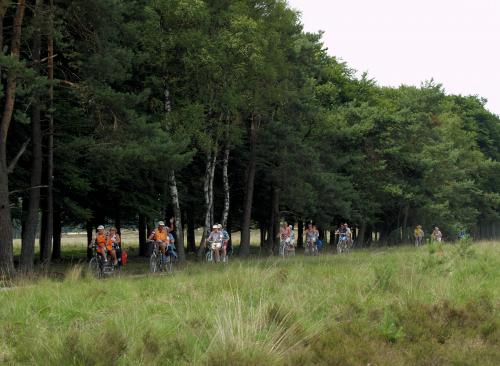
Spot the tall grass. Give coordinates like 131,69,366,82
1,242,499,365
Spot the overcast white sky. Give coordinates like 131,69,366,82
287,0,500,115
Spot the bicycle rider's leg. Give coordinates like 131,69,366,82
110,249,118,265
222,241,227,260
214,246,220,262
99,248,107,262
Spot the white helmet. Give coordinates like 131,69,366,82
217,224,222,229
97,225,104,230
158,221,165,226
212,224,218,229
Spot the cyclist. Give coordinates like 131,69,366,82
218,224,230,262
93,225,109,263
335,224,349,250
414,225,424,246
207,224,223,263
344,223,353,246
289,224,296,247
279,222,292,255
432,227,443,242
148,221,170,256
167,231,178,260
106,226,120,266
304,223,318,254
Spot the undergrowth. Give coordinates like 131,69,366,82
0,242,499,365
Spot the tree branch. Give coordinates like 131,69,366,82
7,138,30,174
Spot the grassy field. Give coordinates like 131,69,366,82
1,240,499,365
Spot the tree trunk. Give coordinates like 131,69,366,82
358,222,366,248
186,208,196,253
221,146,230,228
138,213,147,256
265,187,280,255
259,221,266,248
40,0,54,265
0,2,7,79
329,229,335,246
240,116,257,257
169,170,185,261
20,0,44,272
297,220,304,248
51,206,61,261
402,204,409,243
197,150,217,258
0,0,26,276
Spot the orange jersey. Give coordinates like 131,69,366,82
154,229,168,242
107,234,119,249
96,233,111,252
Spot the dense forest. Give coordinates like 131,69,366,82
0,0,499,275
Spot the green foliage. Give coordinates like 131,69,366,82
3,0,500,246
379,309,405,343
455,235,476,259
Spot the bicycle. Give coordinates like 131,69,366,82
337,235,350,254
88,244,116,278
279,238,295,258
305,239,318,256
206,240,223,263
149,240,176,273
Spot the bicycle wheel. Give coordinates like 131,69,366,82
150,252,158,273
88,257,101,278
279,243,285,258
166,255,174,273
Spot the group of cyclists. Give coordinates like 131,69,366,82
206,224,230,262
92,225,122,266
279,221,355,255
91,218,352,272
414,225,443,246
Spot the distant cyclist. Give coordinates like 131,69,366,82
289,225,295,247
414,225,424,246
218,224,230,262
92,225,110,263
280,222,291,242
304,223,318,254
106,226,120,265
335,224,349,250
432,227,443,243
207,224,223,263
148,221,170,256
344,223,352,246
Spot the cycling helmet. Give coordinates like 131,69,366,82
158,221,165,226
97,225,104,230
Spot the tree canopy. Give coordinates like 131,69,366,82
1,0,499,273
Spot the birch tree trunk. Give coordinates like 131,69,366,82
20,0,43,272
0,0,26,276
169,170,185,261
197,149,217,258
221,146,230,228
